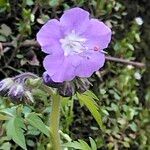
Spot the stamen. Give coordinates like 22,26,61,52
93,46,108,54
60,31,88,56
100,50,108,54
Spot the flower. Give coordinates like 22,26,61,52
0,73,38,103
8,84,24,102
37,7,111,82
0,78,14,96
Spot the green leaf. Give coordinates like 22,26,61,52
0,142,11,150
0,106,17,117
89,137,97,150
26,0,34,6
63,141,83,149
123,141,130,148
0,0,7,6
0,24,12,36
129,122,138,132
63,139,92,150
78,140,92,150
84,90,99,101
6,117,27,150
127,43,134,51
0,35,6,41
49,0,59,7
0,114,10,120
26,113,49,137
77,93,104,130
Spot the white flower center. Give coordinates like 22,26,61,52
60,30,87,56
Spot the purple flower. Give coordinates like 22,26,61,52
0,78,14,96
37,7,111,82
8,84,24,102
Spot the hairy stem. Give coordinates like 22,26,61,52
49,94,61,150
40,84,61,150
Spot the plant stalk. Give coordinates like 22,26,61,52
49,94,61,150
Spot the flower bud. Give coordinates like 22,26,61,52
0,78,14,96
58,82,75,97
8,84,24,103
43,72,62,88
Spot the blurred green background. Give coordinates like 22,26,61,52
0,0,150,149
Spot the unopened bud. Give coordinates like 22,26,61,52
58,82,75,97
43,72,62,88
8,84,24,102
0,78,14,96
27,77,41,87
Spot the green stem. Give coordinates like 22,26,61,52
40,84,61,150
50,94,61,150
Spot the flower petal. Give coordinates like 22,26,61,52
37,19,62,47
43,54,64,76
83,19,111,50
41,43,64,55
67,55,82,67
60,7,90,34
37,19,64,54
75,51,105,77
51,57,76,82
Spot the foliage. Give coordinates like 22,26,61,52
0,0,150,150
